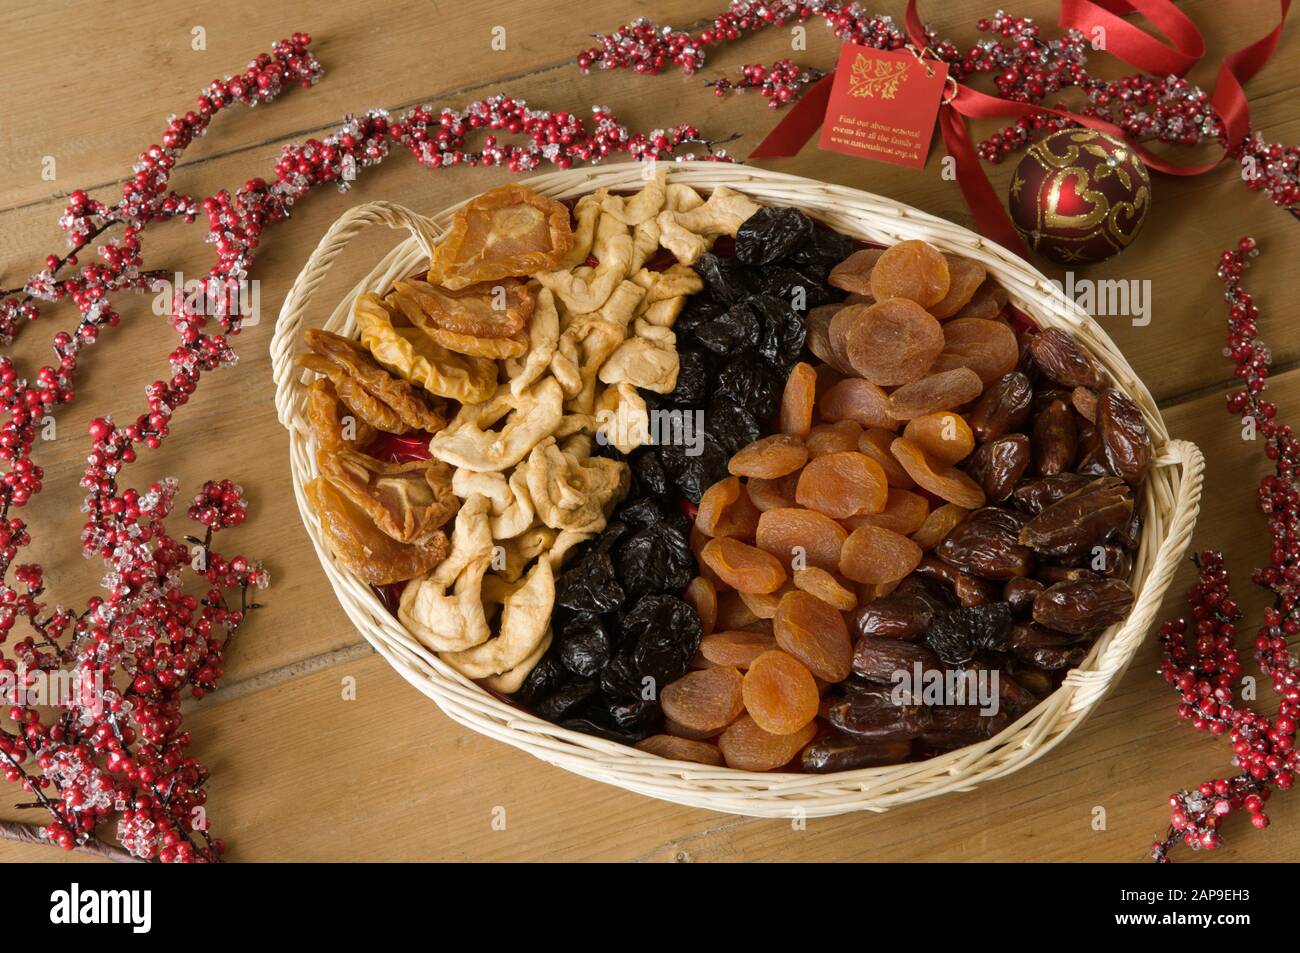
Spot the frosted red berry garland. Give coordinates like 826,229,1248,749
1150,239,1299,861
0,34,730,864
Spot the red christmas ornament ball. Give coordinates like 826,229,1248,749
1008,129,1151,264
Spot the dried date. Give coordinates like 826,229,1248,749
935,507,1032,580
1018,476,1133,560
1031,578,1135,636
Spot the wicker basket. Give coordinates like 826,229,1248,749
271,162,1203,818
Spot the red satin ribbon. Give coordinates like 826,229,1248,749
749,0,1291,258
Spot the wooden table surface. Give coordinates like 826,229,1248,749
0,0,1297,863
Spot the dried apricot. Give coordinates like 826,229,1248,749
742,650,819,735
695,476,761,540
661,666,745,732
952,278,1009,320
715,591,760,630
700,629,778,669
903,411,975,465
773,590,853,682
885,368,984,420
718,714,817,771
806,305,852,373
890,436,987,508
796,451,888,518
818,377,897,429
728,433,808,479
700,537,788,594
684,576,718,636
843,487,930,536
828,247,885,295
806,420,865,458
869,239,951,308
635,735,724,766
839,524,924,585
930,255,988,319
691,523,725,588
929,318,1019,384
664,716,726,741
841,298,945,386
792,567,858,611
911,502,972,549
780,361,818,438
739,586,790,620
746,473,800,512
756,507,849,572
858,427,915,488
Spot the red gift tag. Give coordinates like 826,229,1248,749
817,45,948,169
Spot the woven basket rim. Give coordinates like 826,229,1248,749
270,161,1204,817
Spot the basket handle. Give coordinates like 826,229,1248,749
1065,437,1205,708
270,200,439,431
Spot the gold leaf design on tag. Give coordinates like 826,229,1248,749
847,54,910,100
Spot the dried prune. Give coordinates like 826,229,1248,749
1018,476,1134,559
693,252,760,302
631,448,671,498
925,602,1013,666
1032,398,1078,475
929,318,1019,384
891,437,986,509
780,362,818,438
663,349,711,407
556,613,611,677
616,516,695,597
789,225,855,268
903,412,974,466
796,451,887,518
659,437,730,505
840,524,924,585
773,590,853,682
886,368,984,420
716,357,781,422
968,371,1033,442
661,666,745,732
515,654,568,707
818,377,897,429
1007,622,1088,669
966,434,1031,502
930,255,988,319
1097,388,1153,484
742,650,819,734
1032,578,1135,636
852,636,942,683
695,476,761,539
756,506,848,573
535,678,597,722
635,734,725,765
555,526,627,613
1026,328,1107,389
729,433,809,479
699,628,778,669
624,593,704,689
718,714,817,771
735,206,815,265
935,506,1032,580
701,536,789,593
801,734,912,772
869,239,951,308
841,298,946,385
792,567,858,611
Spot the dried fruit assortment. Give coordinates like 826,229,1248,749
301,180,1150,773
